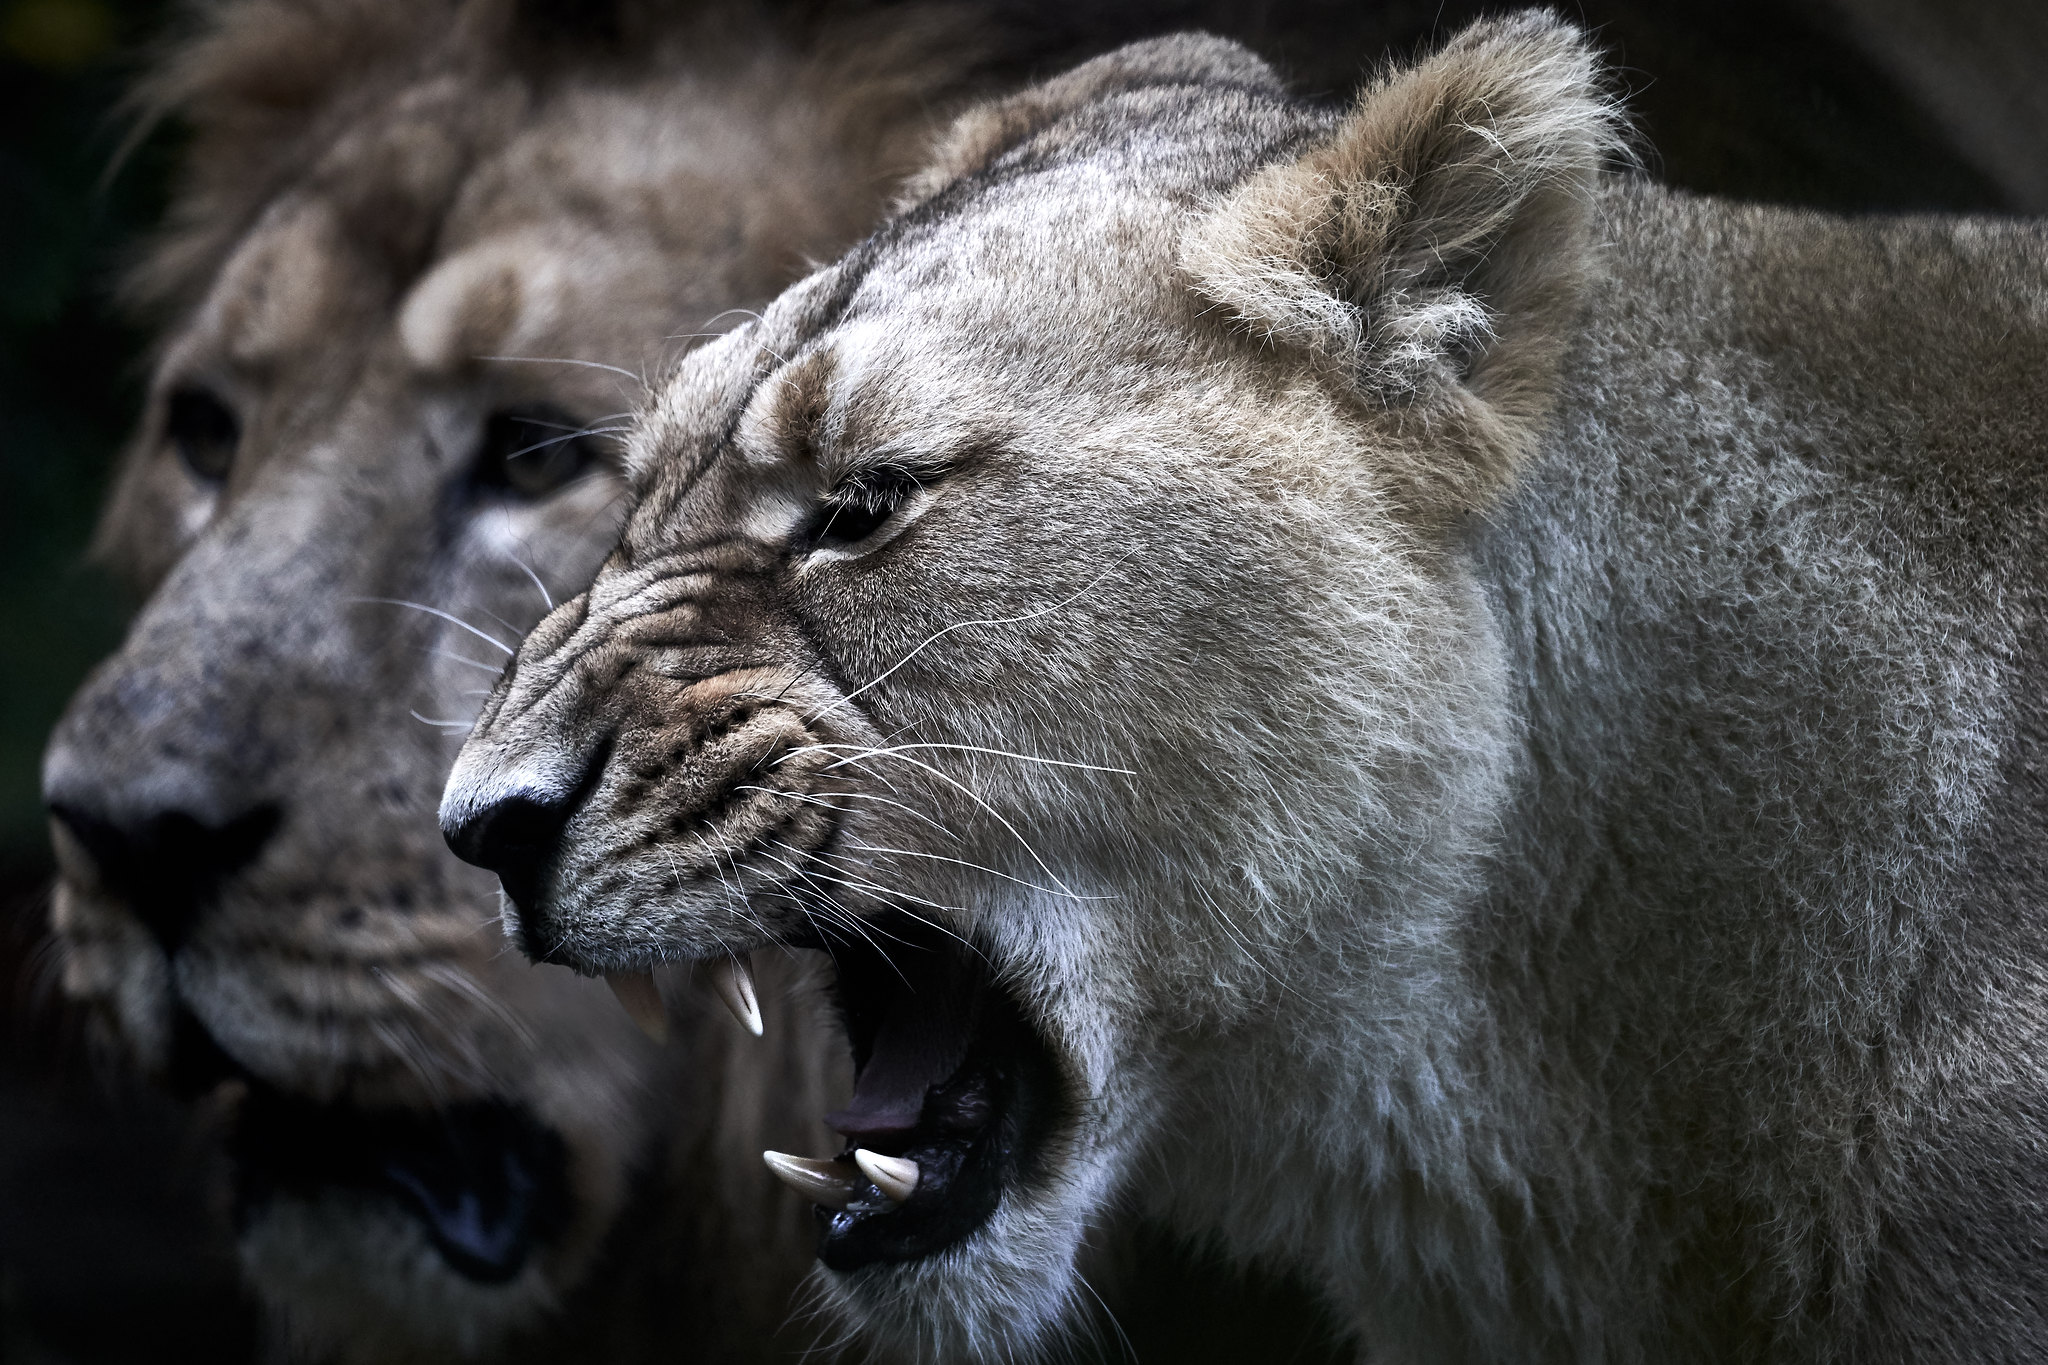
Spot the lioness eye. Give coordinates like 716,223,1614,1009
475,404,602,500
164,386,240,483
807,466,924,551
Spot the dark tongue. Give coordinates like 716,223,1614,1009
370,1104,567,1284
381,1138,536,1283
826,938,984,1144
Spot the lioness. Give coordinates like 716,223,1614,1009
443,13,2048,1361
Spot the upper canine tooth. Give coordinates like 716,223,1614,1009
854,1149,920,1203
708,954,764,1037
604,970,668,1043
763,1151,857,1210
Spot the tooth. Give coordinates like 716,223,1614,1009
604,970,668,1043
708,954,764,1037
762,1151,857,1210
854,1149,920,1204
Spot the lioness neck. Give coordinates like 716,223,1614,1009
1193,182,2048,1359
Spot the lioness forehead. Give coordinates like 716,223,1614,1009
630,80,1326,495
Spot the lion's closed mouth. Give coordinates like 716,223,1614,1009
769,913,1065,1271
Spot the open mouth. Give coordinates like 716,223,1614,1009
168,1011,570,1283
773,912,1067,1272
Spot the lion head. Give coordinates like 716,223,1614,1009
37,1,1032,1357
440,17,1627,1357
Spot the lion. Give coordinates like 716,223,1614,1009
37,1,1052,1359
441,12,2048,1362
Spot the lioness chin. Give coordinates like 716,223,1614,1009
444,10,2048,1361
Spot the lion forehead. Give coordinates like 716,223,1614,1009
398,232,572,376
204,198,359,368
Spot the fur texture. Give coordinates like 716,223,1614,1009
446,12,2048,1362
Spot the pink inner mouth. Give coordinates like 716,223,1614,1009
825,946,981,1143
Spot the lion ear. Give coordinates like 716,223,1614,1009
899,33,1284,210
1183,13,1622,515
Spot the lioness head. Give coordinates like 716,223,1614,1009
444,15,1615,1357
38,1,1035,1357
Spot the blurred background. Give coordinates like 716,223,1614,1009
2,1,260,1360
0,1,2042,1360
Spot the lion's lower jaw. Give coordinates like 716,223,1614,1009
242,1198,558,1365
807,1153,1126,1365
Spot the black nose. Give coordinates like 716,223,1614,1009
442,793,570,917
47,800,280,954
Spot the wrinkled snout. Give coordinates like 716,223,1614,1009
440,591,870,970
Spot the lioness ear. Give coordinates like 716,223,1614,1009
1183,12,1623,516
899,33,1283,210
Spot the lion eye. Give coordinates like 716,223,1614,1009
475,404,602,500
164,386,240,483
806,467,924,551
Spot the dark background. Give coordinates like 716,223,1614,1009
0,1,2032,1361
1,1,257,1359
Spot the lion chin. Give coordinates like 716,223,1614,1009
444,14,2048,1365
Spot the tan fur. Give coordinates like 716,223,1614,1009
447,14,2048,1362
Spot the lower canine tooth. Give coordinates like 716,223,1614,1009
854,1149,920,1203
604,971,668,1043
763,1151,857,1210
708,954,764,1037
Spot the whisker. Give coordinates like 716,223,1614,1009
498,426,636,462
790,859,991,967
812,741,1134,778
352,597,514,655
752,848,916,977
1072,1265,1137,1365
777,850,962,918
831,839,1108,900
429,646,504,675
785,747,1080,899
416,961,539,1051
477,354,645,384
506,554,555,612
732,784,956,837
807,554,1134,724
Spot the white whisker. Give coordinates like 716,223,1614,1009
429,646,503,675
786,746,1080,899
807,554,1133,724
812,741,1133,778
732,784,956,837
832,839,1109,900
477,354,645,384
507,555,555,612
353,597,514,655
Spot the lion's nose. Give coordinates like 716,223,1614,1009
45,797,280,953
441,789,572,916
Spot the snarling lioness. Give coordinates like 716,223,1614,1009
445,12,2048,1361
